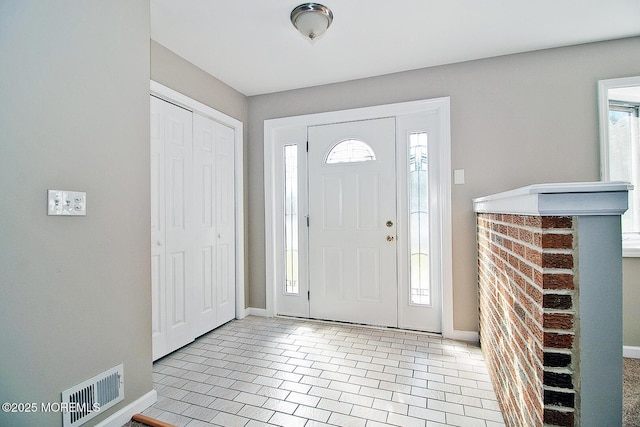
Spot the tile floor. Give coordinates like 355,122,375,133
143,316,505,426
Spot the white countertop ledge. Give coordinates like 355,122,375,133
473,181,632,216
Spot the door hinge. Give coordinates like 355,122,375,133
306,216,309,227
306,141,309,152
307,291,310,300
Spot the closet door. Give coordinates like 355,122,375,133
150,96,167,360
214,120,236,325
151,96,236,360
192,114,218,337
151,96,194,360
164,101,194,354
193,113,236,336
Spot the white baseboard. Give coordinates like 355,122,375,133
95,389,157,427
624,345,640,359
446,330,480,343
246,307,267,317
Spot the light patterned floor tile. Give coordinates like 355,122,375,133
236,404,275,422
138,316,504,427
269,411,308,427
386,411,426,427
327,411,367,427
350,404,388,422
210,411,249,427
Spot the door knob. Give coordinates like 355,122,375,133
387,235,395,242
157,241,164,246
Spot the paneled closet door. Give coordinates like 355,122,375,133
192,113,216,338
151,96,236,361
213,119,236,326
164,99,195,355
151,96,194,360
150,96,167,360
192,113,236,337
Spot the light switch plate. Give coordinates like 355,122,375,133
454,169,465,185
48,190,86,216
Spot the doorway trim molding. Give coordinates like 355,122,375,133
264,98,468,340
150,80,246,321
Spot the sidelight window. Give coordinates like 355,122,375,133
409,132,430,305
284,145,299,294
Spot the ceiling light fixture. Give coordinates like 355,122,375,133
290,3,333,41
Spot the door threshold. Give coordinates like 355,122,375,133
275,315,443,337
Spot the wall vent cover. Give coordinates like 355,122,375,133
61,364,124,427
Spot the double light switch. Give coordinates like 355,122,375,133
48,190,86,216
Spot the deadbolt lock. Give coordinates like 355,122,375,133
386,220,394,227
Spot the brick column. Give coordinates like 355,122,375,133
473,182,630,427
477,214,576,426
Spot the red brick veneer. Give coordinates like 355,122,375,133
477,214,576,427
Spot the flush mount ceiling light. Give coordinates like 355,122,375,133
290,3,333,41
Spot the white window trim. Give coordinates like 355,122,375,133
150,80,246,318
598,76,640,257
263,98,471,340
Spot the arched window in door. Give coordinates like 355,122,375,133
326,139,376,164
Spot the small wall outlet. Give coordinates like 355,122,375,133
48,190,86,216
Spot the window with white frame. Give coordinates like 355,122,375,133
600,78,640,255
608,99,640,235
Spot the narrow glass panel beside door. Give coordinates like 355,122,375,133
284,145,299,294
409,132,430,305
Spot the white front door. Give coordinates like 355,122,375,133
268,100,450,335
308,118,398,326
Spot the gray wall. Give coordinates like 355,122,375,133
0,2,152,425
150,40,250,307
624,258,640,346
150,40,248,126
248,37,640,338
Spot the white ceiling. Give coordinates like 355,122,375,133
150,0,640,96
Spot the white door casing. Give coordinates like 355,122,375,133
308,118,398,326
